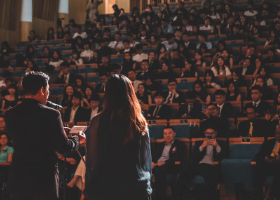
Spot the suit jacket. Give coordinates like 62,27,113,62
216,103,235,119
147,104,171,119
5,99,79,197
163,91,185,104
178,103,202,119
199,116,228,138
56,73,76,84
185,42,197,51
225,78,247,87
193,140,227,166
152,140,187,173
95,83,105,93
238,119,275,137
244,101,271,117
136,70,154,81
235,66,255,76
255,139,278,163
63,106,88,123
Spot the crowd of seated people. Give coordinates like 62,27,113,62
0,0,280,199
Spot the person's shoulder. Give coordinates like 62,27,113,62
40,104,61,118
7,146,14,153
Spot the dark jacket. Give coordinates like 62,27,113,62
178,103,202,119
95,83,106,93
244,101,271,117
63,106,88,123
152,140,187,173
56,73,76,84
147,104,171,119
235,66,255,76
216,102,235,119
163,91,185,104
238,119,276,138
193,140,227,166
255,139,278,163
5,99,79,197
136,70,154,81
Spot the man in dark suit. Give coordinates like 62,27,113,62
243,85,271,117
118,39,136,55
95,73,108,93
214,89,235,119
254,128,280,200
147,91,171,119
163,78,185,104
63,91,88,124
178,91,202,119
5,71,81,200
152,126,187,200
57,61,76,84
86,95,103,121
191,126,227,199
136,60,154,81
182,32,196,51
235,57,255,76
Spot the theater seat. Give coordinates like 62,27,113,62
149,125,165,139
229,144,261,159
170,108,178,119
87,76,100,83
177,82,193,90
50,88,64,96
172,125,190,138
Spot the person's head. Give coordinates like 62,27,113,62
103,74,147,141
60,62,70,75
157,44,167,55
99,73,108,84
199,43,208,54
204,127,217,139
251,85,262,102
161,18,168,27
1,41,10,51
75,76,84,88
185,91,195,106
267,48,275,59
255,77,267,88
72,91,82,107
29,30,36,37
124,52,132,62
148,51,156,60
246,106,256,121
7,84,18,97
243,58,250,68
217,56,225,67
214,89,226,105
109,63,121,75
163,126,176,143
57,26,64,34
198,33,207,43
64,85,75,98
22,71,50,105
53,50,61,60
226,80,237,94
43,46,50,55
114,32,121,41
47,27,54,35
85,86,94,97
101,56,109,65
182,32,190,43
204,17,211,26
76,25,82,34
195,51,203,61
233,25,240,34
69,19,76,26
5,78,13,88
0,115,5,130
141,60,149,71
161,62,169,71
170,49,180,59
175,28,182,38
154,91,164,105
0,133,9,147
168,78,177,92
137,83,146,95
89,95,100,109
207,103,218,117
193,80,204,94
222,49,230,59
135,43,143,54
204,69,215,83
217,41,226,52
83,42,90,50
123,39,130,49
127,70,137,81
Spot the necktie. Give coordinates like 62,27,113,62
101,84,104,92
217,106,221,117
115,42,119,48
271,143,280,157
249,122,253,136
166,93,174,104
64,75,67,83
188,106,192,114
153,106,160,118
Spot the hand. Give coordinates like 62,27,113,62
201,139,209,149
171,89,178,95
57,154,65,161
209,139,219,148
64,127,71,136
265,113,271,121
152,162,156,169
157,162,165,166
147,114,151,117
264,156,271,163
181,113,188,119
59,70,64,78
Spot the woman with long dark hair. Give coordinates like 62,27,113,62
137,83,152,106
122,52,136,74
1,84,18,112
46,28,55,41
56,26,65,39
84,74,152,200
60,85,75,108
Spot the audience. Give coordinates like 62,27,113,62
57,62,76,84
178,91,202,119
147,91,170,119
60,85,75,108
95,73,108,93
127,70,142,91
163,78,185,104
136,83,152,105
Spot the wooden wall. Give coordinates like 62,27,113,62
69,0,88,25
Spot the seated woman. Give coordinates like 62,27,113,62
193,80,211,104
49,50,64,69
136,83,152,106
74,75,86,95
28,30,38,42
194,51,206,70
211,56,231,76
60,85,75,108
157,44,169,63
40,46,52,61
181,59,196,77
203,69,221,89
69,50,83,65
157,62,178,80
253,66,273,86
1,84,18,113
82,86,95,108
122,52,136,74
264,48,279,64
225,80,242,102
25,44,37,60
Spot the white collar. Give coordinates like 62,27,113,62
253,100,261,106
217,103,224,108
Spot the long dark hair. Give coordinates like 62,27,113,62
62,85,75,101
102,74,147,143
7,84,19,101
47,28,55,41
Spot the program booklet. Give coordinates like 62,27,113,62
69,126,87,135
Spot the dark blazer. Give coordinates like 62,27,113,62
255,139,278,163
199,116,228,138
95,83,105,93
185,42,197,51
238,119,276,137
147,104,171,119
244,101,271,117
193,140,227,166
152,140,187,173
5,99,79,197
56,73,76,84
178,103,202,119
63,106,88,123
163,91,185,104
86,107,103,121
216,102,235,119
235,66,255,76
136,70,154,81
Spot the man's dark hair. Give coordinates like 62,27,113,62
163,126,175,132
114,31,121,36
161,18,168,23
199,32,207,40
185,90,195,99
168,78,177,84
123,39,129,44
246,105,256,112
73,91,83,100
135,43,143,50
60,61,70,68
154,91,164,98
127,69,136,74
251,85,262,93
22,71,49,95
90,94,100,102
5,78,13,84
207,103,217,108
214,89,226,96
142,59,149,64
166,33,175,40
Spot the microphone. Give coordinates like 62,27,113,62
46,101,63,110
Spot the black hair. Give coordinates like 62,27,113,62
163,126,175,132
22,71,49,95
73,91,83,100
154,91,164,98
251,85,262,93
185,90,195,99
168,78,177,84
214,89,226,96
60,61,70,68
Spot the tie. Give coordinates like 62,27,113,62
253,102,257,107
271,143,280,157
188,106,192,114
218,107,221,116
101,84,105,92
153,106,160,118
166,93,174,104
64,75,67,83
249,122,253,136
115,42,118,48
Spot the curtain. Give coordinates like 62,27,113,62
0,0,22,31
33,0,59,21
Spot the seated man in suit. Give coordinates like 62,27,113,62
254,127,280,200
63,91,88,123
236,57,255,76
119,39,136,55
163,79,185,105
57,62,75,84
136,60,154,81
243,85,271,117
182,32,196,51
147,91,171,119
127,70,142,91
108,32,124,50
95,73,108,93
152,126,187,200
87,95,103,121
191,125,227,199
214,89,235,119
97,55,110,74
178,91,202,119
199,104,228,138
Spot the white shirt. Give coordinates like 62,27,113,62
63,73,70,84
80,50,94,59
210,82,221,89
217,103,224,117
199,145,221,165
211,66,231,76
108,41,124,49
132,80,142,91
0,80,6,88
158,141,174,162
161,41,178,51
253,100,261,107
73,32,88,39
74,58,84,65
49,60,63,70
200,25,214,33
244,10,258,17
242,67,248,76
130,41,139,48
70,106,79,122
164,91,179,104
133,53,148,62
208,13,220,20
185,25,193,32
90,107,99,120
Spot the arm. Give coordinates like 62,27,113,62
1,100,5,110
226,67,231,76
229,57,233,69
148,95,152,106
236,94,241,102
206,95,211,104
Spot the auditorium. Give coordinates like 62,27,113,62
0,0,280,199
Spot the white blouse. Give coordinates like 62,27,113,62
49,60,64,69
211,66,231,76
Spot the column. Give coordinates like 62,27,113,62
59,0,69,27
21,0,32,41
